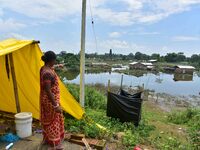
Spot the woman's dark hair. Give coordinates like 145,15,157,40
41,51,57,63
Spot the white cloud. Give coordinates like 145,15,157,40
123,0,143,10
0,0,82,21
0,18,26,32
93,0,200,26
0,0,199,26
94,8,134,26
109,32,122,38
172,36,200,42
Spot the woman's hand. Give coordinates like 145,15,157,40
55,106,62,113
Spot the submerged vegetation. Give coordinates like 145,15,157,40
64,83,200,149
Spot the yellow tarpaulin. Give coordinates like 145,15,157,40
0,38,84,119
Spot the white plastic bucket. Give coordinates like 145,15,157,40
15,112,32,138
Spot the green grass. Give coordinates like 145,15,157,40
65,108,155,149
64,83,199,149
167,108,200,149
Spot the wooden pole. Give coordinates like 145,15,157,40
9,53,21,113
108,80,111,92
120,75,124,90
80,0,87,107
142,83,144,92
32,40,40,44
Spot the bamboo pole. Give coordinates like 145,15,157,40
32,40,40,44
108,80,111,92
80,0,87,107
9,53,21,113
120,75,124,90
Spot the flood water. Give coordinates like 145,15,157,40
62,70,200,96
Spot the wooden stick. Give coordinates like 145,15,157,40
82,138,92,150
108,80,110,92
9,53,21,113
120,75,124,89
32,40,40,44
142,83,144,92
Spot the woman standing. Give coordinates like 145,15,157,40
40,51,64,150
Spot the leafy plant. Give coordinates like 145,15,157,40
167,108,199,124
167,108,200,149
66,84,106,109
64,83,199,149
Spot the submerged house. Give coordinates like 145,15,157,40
92,62,108,67
173,74,193,81
148,59,157,63
129,62,154,70
91,62,111,69
174,65,195,74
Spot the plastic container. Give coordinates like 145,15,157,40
15,112,32,138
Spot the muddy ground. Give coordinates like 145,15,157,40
0,134,83,150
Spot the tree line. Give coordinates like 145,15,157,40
56,50,200,68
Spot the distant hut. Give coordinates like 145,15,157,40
129,62,143,69
91,62,111,69
148,59,157,63
174,65,195,74
92,62,108,66
112,64,123,68
129,62,154,70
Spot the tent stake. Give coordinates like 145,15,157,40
9,53,21,113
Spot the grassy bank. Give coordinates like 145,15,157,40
64,84,199,150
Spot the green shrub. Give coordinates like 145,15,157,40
122,130,140,149
65,108,155,145
65,117,86,133
83,125,102,138
122,119,155,148
85,86,106,109
187,113,200,149
66,84,106,109
153,136,192,150
167,108,200,149
167,108,199,124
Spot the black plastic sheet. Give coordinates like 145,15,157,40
107,89,143,126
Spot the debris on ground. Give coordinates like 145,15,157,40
65,133,106,150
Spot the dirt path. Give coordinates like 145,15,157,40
0,134,83,150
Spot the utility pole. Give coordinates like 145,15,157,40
80,0,87,107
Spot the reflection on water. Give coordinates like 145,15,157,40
61,70,200,96
173,74,193,82
57,70,79,81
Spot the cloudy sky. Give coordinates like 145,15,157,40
0,0,200,56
